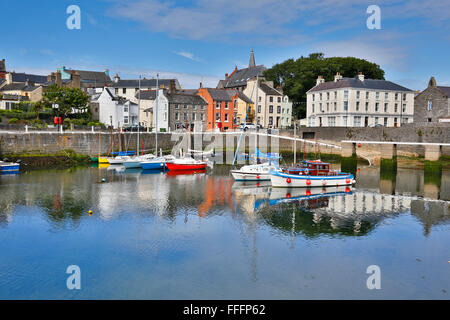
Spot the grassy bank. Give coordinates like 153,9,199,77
2,149,91,169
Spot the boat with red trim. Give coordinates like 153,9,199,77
165,158,207,171
270,160,355,188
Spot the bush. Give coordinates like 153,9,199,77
71,119,86,126
8,118,19,124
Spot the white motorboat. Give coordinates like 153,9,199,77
231,161,280,181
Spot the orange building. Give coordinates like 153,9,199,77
196,87,238,131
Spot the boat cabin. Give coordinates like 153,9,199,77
282,160,333,176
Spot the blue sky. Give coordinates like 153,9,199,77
2,0,450,91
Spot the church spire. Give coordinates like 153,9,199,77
249,49,256,68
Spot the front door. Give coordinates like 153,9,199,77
364,117,369,127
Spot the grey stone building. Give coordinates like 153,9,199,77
414,77,450,124
168,92,208,131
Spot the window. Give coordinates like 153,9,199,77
258,105,261,113
375,117,379,125
344,90,348,99
224,113,229,122
326,103,329,111
312,94,315,101
375,102,379,112
216,102,220,109
343,116,348,126
395,93,399,100
366,91,369,99
334,91,337,99
184,113,187,120
259,96,261,102
201,114,205,121
124,105,129,112
277,106,281,113
312,104,314,113
402,104,406,112
216,113,220,121
428,118,432,122
269,105,273,113
327,92,330,100
201,105,205,110
115,88,118,94
385,92,388,100
344,101,348,111
376,92,380,100
234,100,237,109
394,117,398,126
328,116,336,126
334,102,337,111
277,97,281,103
354,116,361,127
319,103,322,112
270,96,273,102
193,105,197,110
427,100,433,111
225,102,229,109
269,116,273,125
356,101,360,111
384,103,388,112
175,112,179,121
384,117,388,126
403,93,407,100
183,104,188,109
175,104,179,109
356,91,360,99
365,102,369,111
320,93,322,100
124,116,129,124
123,88,126,94
394,103,398,113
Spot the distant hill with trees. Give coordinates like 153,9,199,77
263,53,385,119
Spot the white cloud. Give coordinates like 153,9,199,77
107,0,450,44
173,51,201,62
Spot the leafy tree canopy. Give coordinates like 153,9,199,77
41,84,89,117
263,53,385,119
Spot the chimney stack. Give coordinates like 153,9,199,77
199,82,203,88
334,72,343,82
72,71,81,88
114,74,120,83
169,79,176,94
56,70,62,86
225,73,228,78
357,72,365,81
316,75,325,86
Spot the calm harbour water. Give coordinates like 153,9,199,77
0,164,449,299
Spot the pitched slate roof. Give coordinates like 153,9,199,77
113,79,180,89
138,90,157,100
260,83,282,96
238,92,252,103
220,65,266,88
206,88,237,101
65,69,111,84
437,86,450,97
0,83,41,92
11,72,47,84
307,77,413,93
167,93,207,105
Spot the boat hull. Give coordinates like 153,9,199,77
98,157,109,164
270,171,355,188
123,161,142,169
0,163,20,173
141,161,166,170
166,163,207,171
230,170,271,181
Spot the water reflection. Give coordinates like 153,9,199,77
0,166,448,237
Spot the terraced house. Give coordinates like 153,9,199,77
306,73,414,127
414,77,450,124
196,87,238,131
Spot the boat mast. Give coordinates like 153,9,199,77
137,76,141,156
294,120,296,164
155,73,159,156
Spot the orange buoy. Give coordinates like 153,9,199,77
286,178,292,184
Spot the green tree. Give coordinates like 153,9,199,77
41,84,89,118
263,53,385,119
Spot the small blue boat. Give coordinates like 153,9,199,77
141,158,166,170
0,161,20,174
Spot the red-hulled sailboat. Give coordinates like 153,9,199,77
165,158,207,171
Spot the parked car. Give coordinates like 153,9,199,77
240,122,257,131
123,125,147,132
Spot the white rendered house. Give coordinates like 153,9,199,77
97,87,138,128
